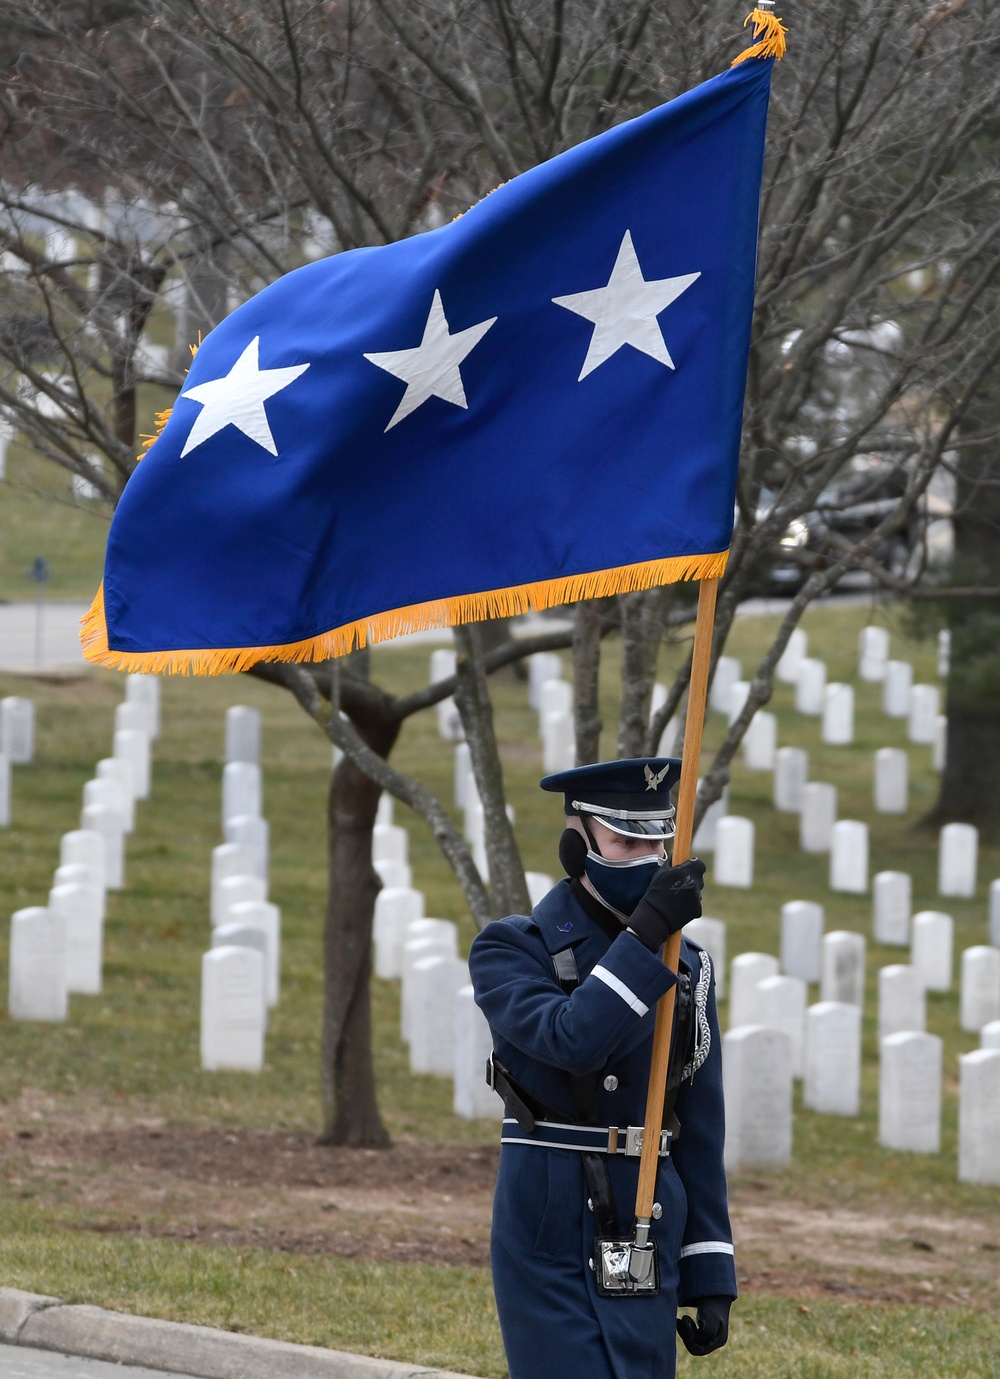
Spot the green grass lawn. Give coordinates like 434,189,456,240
1,596,999,1376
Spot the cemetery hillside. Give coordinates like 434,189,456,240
2,579,1000,1375
3,3,1000,1377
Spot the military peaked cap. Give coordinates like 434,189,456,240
540,757,682,838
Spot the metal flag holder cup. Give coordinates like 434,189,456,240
592,576,719,1298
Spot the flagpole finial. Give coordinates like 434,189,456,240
731,5,788,65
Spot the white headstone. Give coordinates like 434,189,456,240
858,625,889,682
821,683,853,745
774,747,808,813
114,727,150,800
0,753,9,828
9,907,67,1021
453,985,503,1120
932,715,947,771
692,785,729,852
80,803,124,890
214,874,267,929
829,820,868,894
743,711,776,771
820,931,866,1008
714,816,754,888
211,844,259,924
981,1021,1000,1051
938,822,977,898
527,652,562,711
800,783,837,853
911,911,953,992
908,685,940,745
211,924,269,1023
54,863,105,912
47,883,103,995
990,879,1000,949
200,947,265,1071
228,899,281,1008
873,748,908,815
710,656,742,714
454,742,472,809
727,680,751,725
223,814,269,881
539,678,573,724
430,649,463,742
401,926,460,1042
882,661,913,718
937,629,950,679
372,822,408,866
657,717,680,756
114,701,148,738
60,830,106,889
222,761,262,824
464,782,484,846
879,1031,942,1153
878,964,925,1039
722,1026,793,1170
958,1050,1000,1185
96,757,135,831
756,974,807,1076
684,917,726,999
1,697,35,764
729,952,779,1028
375,859,412,890
373,887,426,980
960,946,1000,1033
525,872,555,907
872,871,912,946
83,777,130,835
225,705,261,764
542,710,575,773
409,955,471,1075
125,674,160,740
803,1001,861,1115
781,901,824,983
794,658,827,715
775,628,808,685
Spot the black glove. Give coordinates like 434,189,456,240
677,1296,731,1356
627,858,706,951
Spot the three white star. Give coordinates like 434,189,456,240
179,239,702,456
553,231,700,380
364,289,497,432
180,336,310,458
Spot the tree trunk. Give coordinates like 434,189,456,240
932,395,1000,836
617,588,669,758
572,599,604,764
318,688,397,1147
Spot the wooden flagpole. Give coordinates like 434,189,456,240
632,575,719,1229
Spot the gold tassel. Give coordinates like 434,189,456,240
79,549,730,676
731,7,788,66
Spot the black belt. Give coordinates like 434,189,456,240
500,1118,672,1157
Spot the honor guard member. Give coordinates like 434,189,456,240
469,758,735,1379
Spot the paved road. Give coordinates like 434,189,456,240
0,602,87,671
1,1347,200,1379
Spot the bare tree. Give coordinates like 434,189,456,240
3,0,1000,1139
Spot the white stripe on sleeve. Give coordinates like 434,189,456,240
679,1241,735,1259
591,964,648,1017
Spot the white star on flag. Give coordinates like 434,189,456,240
180,336,310,458
364,289,497,432
552,231,701,380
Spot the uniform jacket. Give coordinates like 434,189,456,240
469,877,736,1379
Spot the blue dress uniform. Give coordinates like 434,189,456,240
469,762,736,1379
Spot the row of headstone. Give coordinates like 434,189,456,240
201,705,279,1072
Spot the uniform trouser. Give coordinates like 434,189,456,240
490,1144,683,1379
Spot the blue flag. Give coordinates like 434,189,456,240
84,55,774,673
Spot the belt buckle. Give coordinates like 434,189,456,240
485,1055,496,1090
622,1126,671,1157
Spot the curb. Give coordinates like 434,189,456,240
0,1287,484,1379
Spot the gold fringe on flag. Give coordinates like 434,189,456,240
731,7,788,65
79,549,730,676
